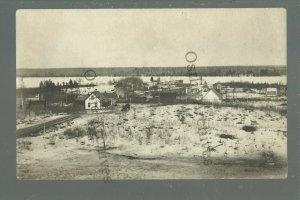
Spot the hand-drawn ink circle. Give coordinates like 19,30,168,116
84,70,97,81
185,51,197,63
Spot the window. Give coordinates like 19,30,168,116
94,103,98,108
88,103,90,108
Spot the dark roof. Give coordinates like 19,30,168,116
75,94,88,101
151,88,183,95
91,91,117,100
182,83,191,87
91,91,101,99
75,91,117,101
100,92,118,99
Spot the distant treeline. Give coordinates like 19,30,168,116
17,66,286,77
16,79,96,95
220,81,287,89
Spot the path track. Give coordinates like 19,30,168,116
16,114,80,137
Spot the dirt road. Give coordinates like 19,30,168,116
17,144,287,180
16,114,80,137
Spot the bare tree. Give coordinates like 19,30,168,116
88,116,107,150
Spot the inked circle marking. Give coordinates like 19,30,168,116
185,51,197,63
84,70,97,81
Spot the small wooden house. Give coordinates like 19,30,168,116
85,93,101,110
266,88,277,97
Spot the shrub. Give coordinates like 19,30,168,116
261,151,276,165
64,126,86,138
150,108,156,116
18,140,32,150
219,134,236,140
242,125,257,132
87,125,96,134
178,115,185,124
278,109,287,116
49,136,56,145
88,119,101,126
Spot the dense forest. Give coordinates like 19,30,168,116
17,66,286,77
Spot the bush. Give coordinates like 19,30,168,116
87,126,97,138
49,136,56,145
219,134,236,139
242,125,257,132
18,140,32,150
63,126,86,138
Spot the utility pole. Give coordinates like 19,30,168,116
233,87,235,101
65,87,68,104
158,89,161,104
43,117,46,134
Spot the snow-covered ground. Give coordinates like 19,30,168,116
17,104,287,179
99,104,286,158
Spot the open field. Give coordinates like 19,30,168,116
17,104,287,179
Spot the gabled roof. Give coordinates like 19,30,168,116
91,91,101,99
203,88,223,99
100,92,118,99
182,83,191,87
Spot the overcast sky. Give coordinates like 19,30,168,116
16,9,286,69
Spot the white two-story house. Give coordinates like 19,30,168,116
85,93,101,110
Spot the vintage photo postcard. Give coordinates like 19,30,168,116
16,9,287,180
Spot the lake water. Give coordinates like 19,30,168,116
16,76,287,92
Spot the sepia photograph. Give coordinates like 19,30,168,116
16,9,287,180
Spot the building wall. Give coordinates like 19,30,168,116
101,98,116,107
115,88,126,98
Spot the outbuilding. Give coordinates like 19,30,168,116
202,89,223,103
266,88,277,97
